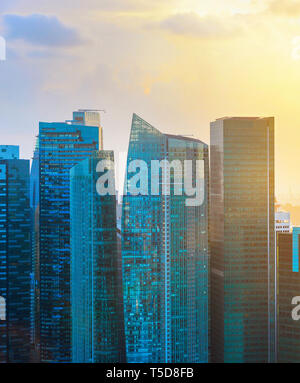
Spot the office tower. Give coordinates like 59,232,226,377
70,151,125,363
210,117,275,363
30,142,40,358
0,145,19,160
72,109,103,150
122,114,209,363
274,207,291,362
275,211,291,233
37,118,99,362
277,228,300,362
0,146,31,362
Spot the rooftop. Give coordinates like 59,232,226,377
165,133,207,145
215,116,273,121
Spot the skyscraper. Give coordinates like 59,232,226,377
0,146,31,363
37,117,99,362
72,109,103,150
275,211,291,233
122,114,209,363
210,117,275,363
30,141,40,359
277,228,300,363
70,151,125,363
0,145,19,160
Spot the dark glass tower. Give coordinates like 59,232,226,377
30,141,40,360
277,229,300,363
210,117,275,363
0,146,31,363
122,114,209,363
70,151,126,363
38,121,99,362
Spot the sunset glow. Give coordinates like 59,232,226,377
1,0,300,202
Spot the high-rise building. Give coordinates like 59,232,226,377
122,114,209,363
72,109,103,150
30,141,40,359
37,118,99,362
277,228,300,362
275,211,291,233
70,151,125,363
0,145,19,160
210,117,275,363
0,146,31,362
274,208,291,362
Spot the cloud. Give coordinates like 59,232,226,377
159,12,243,39
3,14,82,47
0,0,19,12
87,0,150,11
95,0,175,11
268,0,300,17
12,0,175,13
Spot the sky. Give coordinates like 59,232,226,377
1,0,300,202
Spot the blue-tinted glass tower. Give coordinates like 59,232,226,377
122,114,209,363
0,146,31,363
70,151,126,363
38,121,99,362
30,141,40,359
277,228,300,362
0,145,19,160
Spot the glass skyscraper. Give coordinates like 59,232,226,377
277,228,300,363
30,141,40,359
122,114,209,363
210,117,275,363
37,119,99,362
72,110,103,151
0,146,31,363
70,151,126,363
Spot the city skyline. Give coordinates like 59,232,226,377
1,0,300,368
0,111,298,365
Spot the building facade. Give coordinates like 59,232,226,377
70,151,125,363
0,145,19,160
72,109,103,151
210,117,275,363
275,211,291,233
122,114,209,363
30,142,40,360
0,146,31,362
37,118,99,362
277,228,300,362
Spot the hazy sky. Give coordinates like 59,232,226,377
1,0,300,201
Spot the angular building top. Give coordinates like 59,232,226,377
122,114,209,363
165,133,207,145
